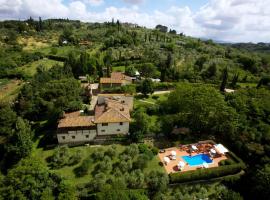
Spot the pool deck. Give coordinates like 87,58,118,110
158,147,227,174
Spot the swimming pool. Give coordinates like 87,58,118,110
182,154,212,166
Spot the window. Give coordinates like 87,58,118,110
120,122,123,125
102,123,108,126
101,130,105,132
72,136,75,139
117,129,121,132
85,135,89,138
62,136,65,140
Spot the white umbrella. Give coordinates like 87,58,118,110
178,161,185,167
214,144,229,155
191,145,198,151
203,162,209,168
171,150,177,156
210,149,216,154
164,157,170,164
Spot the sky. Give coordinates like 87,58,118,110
0,0,270,43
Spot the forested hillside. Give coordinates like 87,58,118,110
0,18,269,200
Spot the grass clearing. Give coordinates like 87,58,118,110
238,82,257,88
19,58,63,77
18,37,51,51
32,144,165,186
113,66,125,72
134,93,169,108
0,79,23,103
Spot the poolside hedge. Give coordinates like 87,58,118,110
169,163,244,184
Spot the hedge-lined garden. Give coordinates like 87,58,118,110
169,152,246,184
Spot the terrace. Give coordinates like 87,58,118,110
158,142,228,174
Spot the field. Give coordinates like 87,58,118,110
32,144,165,186
113,66,125,72
134,93,169,108
0,79,23,103
19,58,63,76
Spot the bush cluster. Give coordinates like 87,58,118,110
170,164,244,184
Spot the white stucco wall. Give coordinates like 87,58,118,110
57,129,97,144
97,122,129,135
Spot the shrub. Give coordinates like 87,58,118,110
138,144,149,154
92,149,105,161
151,147,159,155
105,147,117,159
47,145,71,169
152,95,159,100
69,150,82,166
124,144,139,158
73,157,91,177
133,154,149,170
169,164,244,184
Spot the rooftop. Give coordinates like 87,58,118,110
100,78,123,84
100,72,132,84
58,111,95,128
95,98,130,123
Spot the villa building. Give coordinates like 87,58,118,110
100,72,132,88
56,94,133,144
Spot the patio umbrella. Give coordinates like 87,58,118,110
210,149,216,154
203,162,209,168
171,150,177,156
191,145,198,151
178,161,185,167
164,157,170,164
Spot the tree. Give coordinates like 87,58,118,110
125,65,136,77
146,171,169,192
36,17,43,32
257,75,270,88
155,25,168,33
141,63,158,78
104,50,113,76
141,78,154,96
204,63,217,79
127,169,145,188
230,73,239,89
0,158,76,200
161,84,238,136
133,108,151,135
5,117,33,164
251,164,270,199
220,67,228,92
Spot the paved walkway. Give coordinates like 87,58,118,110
152,90,172,95
138,100,156,105
89,95,97,111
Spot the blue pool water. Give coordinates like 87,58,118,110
182,154,212,166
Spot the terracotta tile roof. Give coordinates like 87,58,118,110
94,99,131,123
111,72,124,79
100,78,123,84
100,72,132,84
112,72,132,82
58,111,95,128
98,94,132,97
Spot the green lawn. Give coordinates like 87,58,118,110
134,93,169,108
19,58,63,77
32,144,165,186
238,82,258,88
0,79,10,88
0,79,23,103
113,66,125,72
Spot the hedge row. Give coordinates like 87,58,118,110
153,82,176,90
169,163,244,184
227,151,245,166
47,54,67,62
